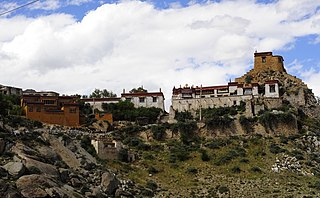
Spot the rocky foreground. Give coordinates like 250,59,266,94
0,121,152,198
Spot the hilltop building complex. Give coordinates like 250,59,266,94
170,52,285,118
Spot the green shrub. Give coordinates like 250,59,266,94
291,150,304,160
148,166,159,174
269,143,286,154
205,115,233,130
151,125,166,141
240,158,249,163
217,185,230,194
251,166,262,173
80,135,97,157
175,111,193,122
205,138,232,149
215,148,246,166
239,116,257,133
146,180,158,191
118,148,129,163
186,167,198,174
169,143,191,162
231,166,241,173
200,149,210,161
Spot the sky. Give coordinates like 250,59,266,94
0,0,320,110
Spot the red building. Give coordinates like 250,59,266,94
21,95,80,127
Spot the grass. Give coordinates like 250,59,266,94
105,135,320,197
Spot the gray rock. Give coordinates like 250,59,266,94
59,168,70,183
16,174,58,198
70,178,82,188
3,162,25,178
101,172,120,195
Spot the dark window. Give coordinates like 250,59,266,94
43,100,55,105
69,108,77,113
152,97,157,102
29,106,33,112
262,57,266,63
139,97,145,103
233,101,237,105
270,85,276,93
36,106,41,112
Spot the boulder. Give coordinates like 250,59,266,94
16,174,58,198
24,157,59,177
101,172,120,195
3,162,25,178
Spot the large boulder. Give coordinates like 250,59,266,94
24,157,59,177
3,162,25,178
16,174,58,198
101,172,120,195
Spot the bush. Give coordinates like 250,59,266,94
186,167,198,174
148,166,159,174
175,111,193,122
102,100,162,124
200,149,210,161
171,121,198,145
205,115,233,130
169,143,191,162
146,180,158,191
239,116,257,133
240,158,249,163
80,135,97,157
215,148,246,166
151,125,166,141
231,166,241,173
205,138,232,149
217,185,230,194
291,150,304,160
269,143,286,154
251,166,262,173
118,148,129,163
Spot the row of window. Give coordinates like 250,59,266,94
126,97,158,103
28,106,77,113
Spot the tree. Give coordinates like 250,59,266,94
89,88,117,98
245,75,253,83
129,86,147,93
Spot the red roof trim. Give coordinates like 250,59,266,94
265,80,279,84
121,92,164,97
81,98,121,102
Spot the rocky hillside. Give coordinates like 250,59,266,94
236,69,320,119
0,116,156,198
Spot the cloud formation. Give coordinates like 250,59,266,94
0,0,320,109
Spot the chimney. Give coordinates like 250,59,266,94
123,89,125,94
159,88,162,92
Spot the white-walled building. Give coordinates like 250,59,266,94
171,81,279,113
121,89,165,111
81,98,121,111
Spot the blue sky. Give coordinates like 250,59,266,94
0,0,320,108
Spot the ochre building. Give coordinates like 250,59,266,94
21,95,80,127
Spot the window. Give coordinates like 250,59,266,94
69,108,77,113
29,106,33,112
269,85,276,93
36,106,41,112
278,57,282,63
244,88,252,95
233,101,237,106
262,57,266,63
43,100,55,105
152,97,157,102
139,97,145,103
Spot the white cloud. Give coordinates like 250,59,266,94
0,0,320,109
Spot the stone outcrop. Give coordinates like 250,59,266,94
101,172,120,195
3,162,25,178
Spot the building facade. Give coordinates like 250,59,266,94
121,89,165,111
0,84,22,95
171,81,279,113
81,97,121,112
21,95,80,127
